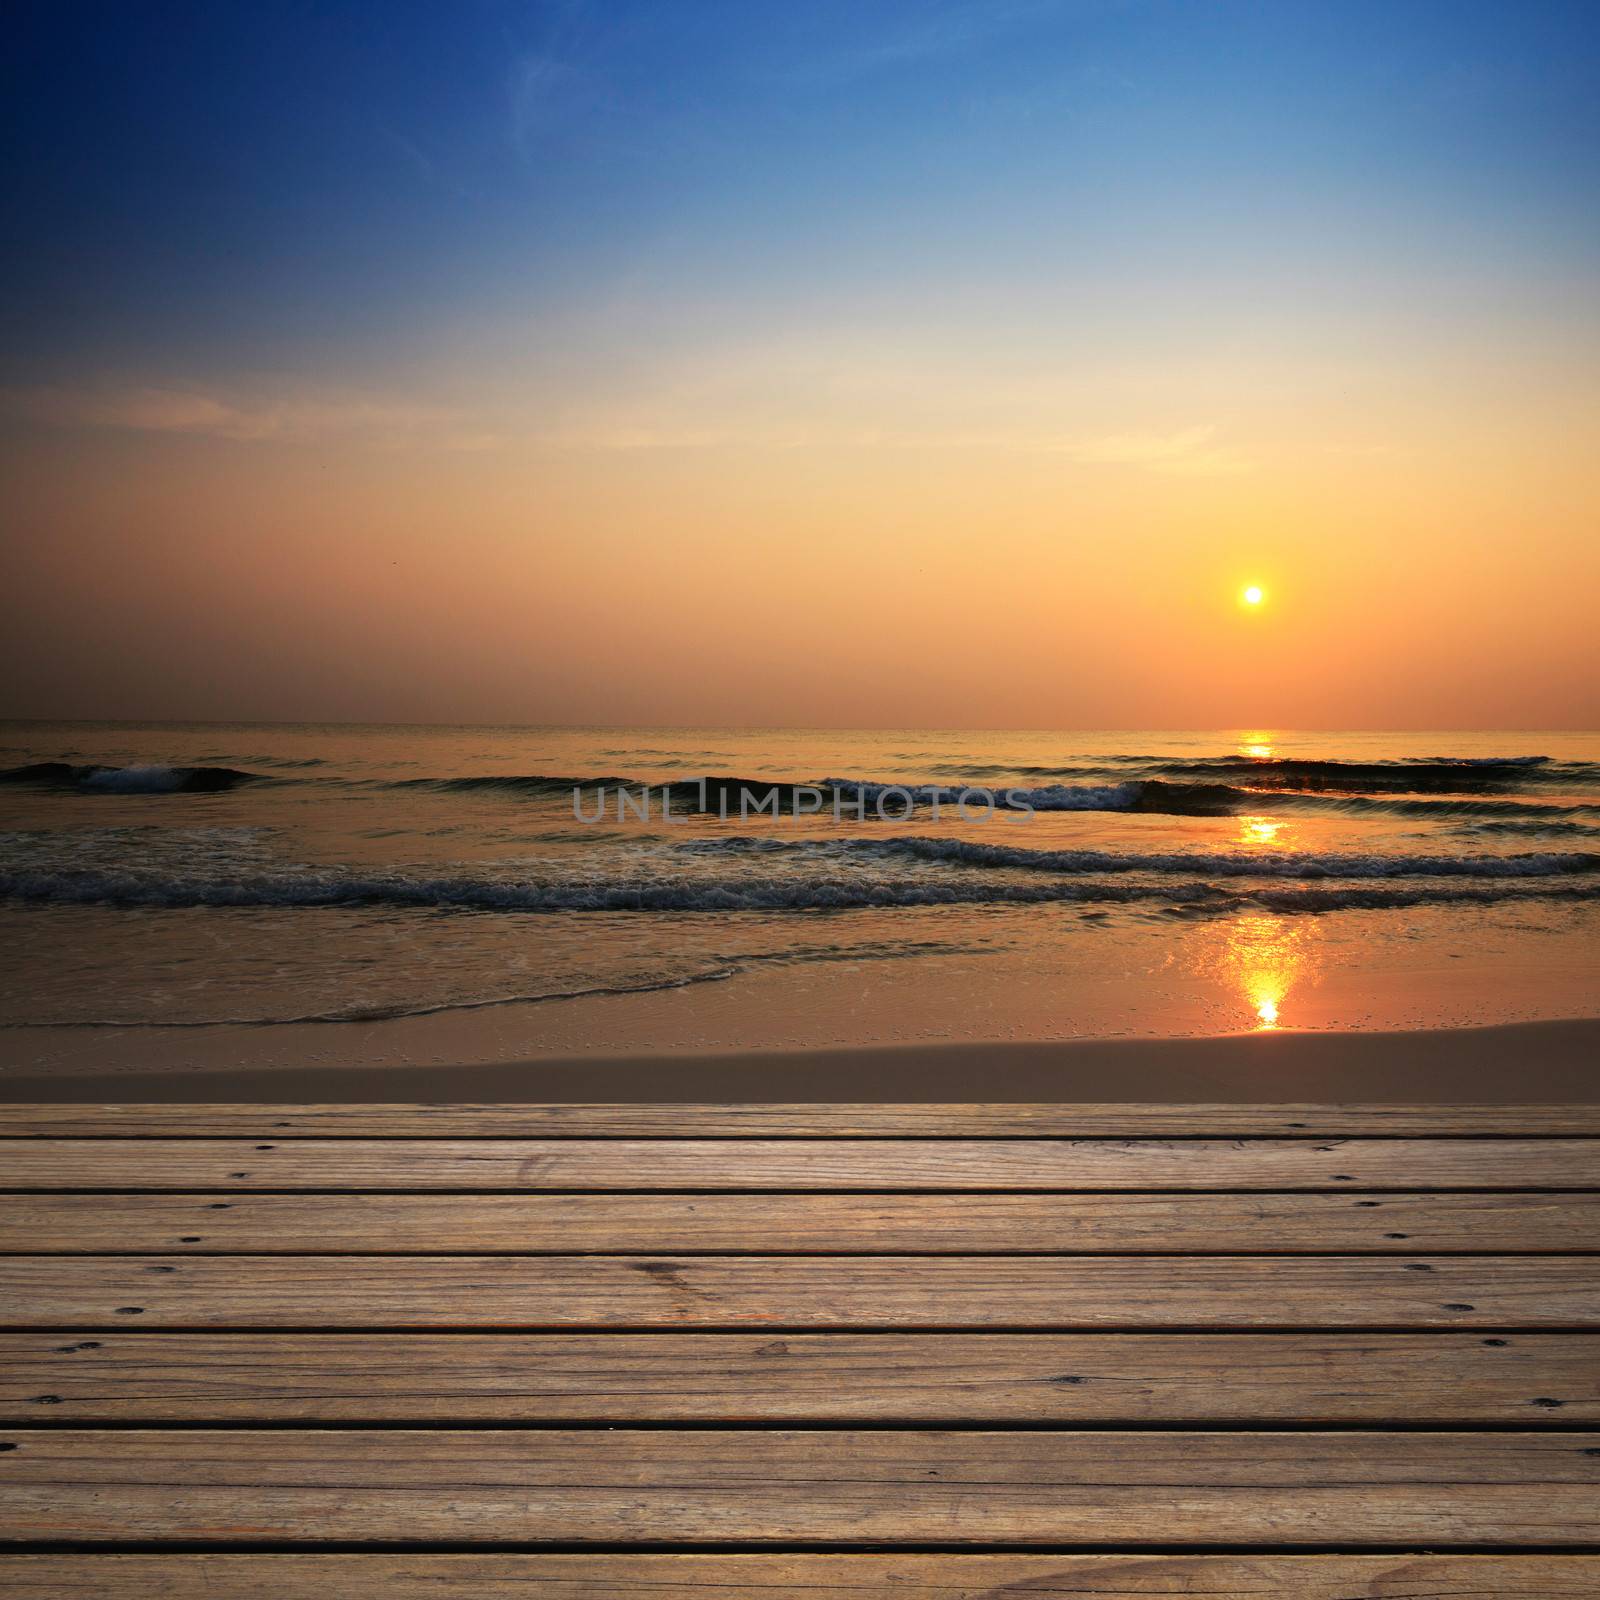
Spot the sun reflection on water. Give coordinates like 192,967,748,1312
1207,912,1321,1031
1237,814,1285,848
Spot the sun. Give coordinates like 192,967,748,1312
1242,584,1264,607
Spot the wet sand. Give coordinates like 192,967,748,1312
2,1016,1596,1105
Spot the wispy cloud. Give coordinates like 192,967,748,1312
5,384,456,446
525,415,1257,472
1053,423,1253,476
374,123,474,200
796,0,1077,85
509,53,599,157
5,375,1253,478
505,0,634,162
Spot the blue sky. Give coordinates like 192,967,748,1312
5,0,1597,392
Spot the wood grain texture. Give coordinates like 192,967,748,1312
2,1429,1598,1544
4,1554,1600,1598
5,1137,1596,1190
3,1254,1596,1329
9,1190,1596,1253
5,1332,1596,1423
5,1104,1596,1563
7,1102,1600,1136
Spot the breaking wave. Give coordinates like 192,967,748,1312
0,762,264,794
683,834,1600,880
1110,754,1574,795
812,776,1598,822
4,866,1599,916
991,753,1589,791
7,751,1594,822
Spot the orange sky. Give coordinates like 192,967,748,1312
4,373,1596,728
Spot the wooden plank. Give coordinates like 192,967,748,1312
8,1190,1596,1253
4,1137,1595,1190
5,1102,1600,1136
5,1332,1597,1423
2,1429,1598,1544
4,1554,1600,1599
3,1254,1595,1329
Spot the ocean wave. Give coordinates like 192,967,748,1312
357,770,1600,821
0,762,264,794
1144,756,1573,796
564,769,1599,819
998,754,1592,795
815,776,1599,822
815,776,1281,815
816,777,1149,812
4,866,1598,916
683,834,1600,880
394,773,635,794
222,755,326,769
1454,817,1600,838
1276,791,1600,822
9,759,1595,818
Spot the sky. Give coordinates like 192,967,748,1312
2,0,1597,728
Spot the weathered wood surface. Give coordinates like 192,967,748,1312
5,1253,1595,1329
4,1554,1600,1598
8,1189,1596,1253
5,1101,1596,1573
7,1102,1600,1136
6,1137,1596,1190
2,1429,1598,1544
5,1331,1595,1423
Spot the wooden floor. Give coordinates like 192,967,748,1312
1,1101,1597,1597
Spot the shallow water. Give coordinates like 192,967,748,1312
2,722,1597,1048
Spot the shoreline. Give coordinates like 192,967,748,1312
3,1015,1596,1105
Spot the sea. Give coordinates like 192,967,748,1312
2,723,1598,1057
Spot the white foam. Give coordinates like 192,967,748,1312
79,765,187,794
3,867,1598,916
848,835,1600,879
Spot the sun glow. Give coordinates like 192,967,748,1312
1242,584,1264,607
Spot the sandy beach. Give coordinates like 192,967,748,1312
3,1015,1595,1105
